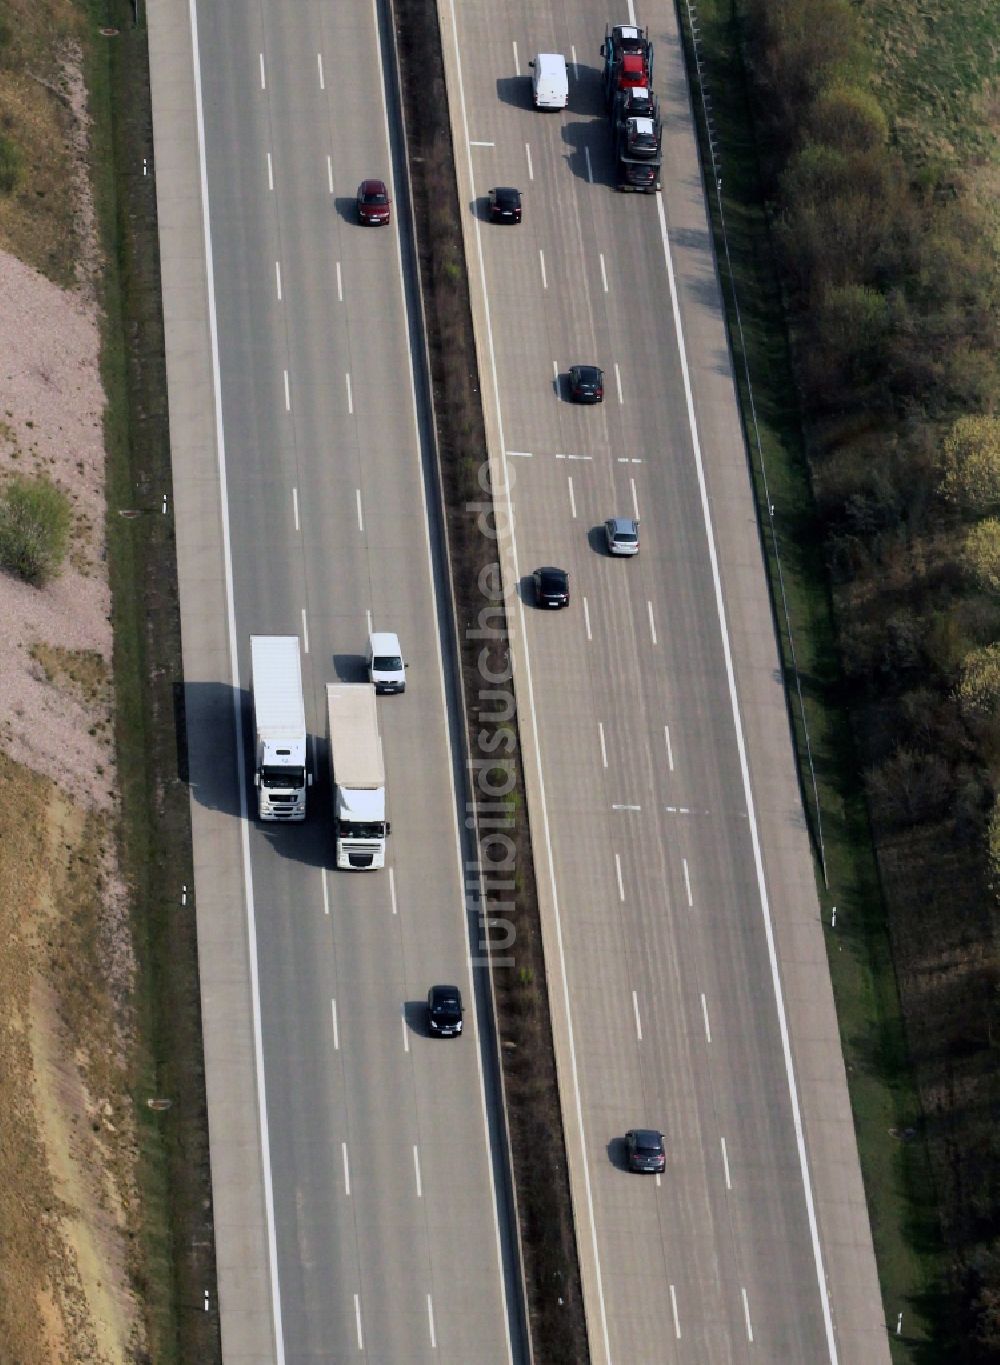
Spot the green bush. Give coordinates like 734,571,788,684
940,415,1000,514
0,133,20,194
0,475,71,585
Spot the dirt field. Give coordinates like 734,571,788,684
0,27,146,1365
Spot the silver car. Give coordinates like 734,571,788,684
605,516,640,556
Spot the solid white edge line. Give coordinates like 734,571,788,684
187,3,286,1358
373,3,514,1357
655,188,838,1361
331,997,339,1050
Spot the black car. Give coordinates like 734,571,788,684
626,1128,666,1173
427,984,464,1037
488,186,522,223
568,364,604,403
533,565,570,609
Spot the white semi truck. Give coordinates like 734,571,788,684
250,635,308,821
326,683,390,869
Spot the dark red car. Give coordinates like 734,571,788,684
357,179,391,226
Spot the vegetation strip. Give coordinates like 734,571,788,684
98,0,220,1358
390,0,589,1358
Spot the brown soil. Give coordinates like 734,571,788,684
0,33,145,1365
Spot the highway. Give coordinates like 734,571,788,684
439,0,890,1361
150,0,520,1360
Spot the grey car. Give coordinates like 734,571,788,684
626,1128,666,1173
605,516,640,556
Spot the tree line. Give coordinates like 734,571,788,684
740,0,1000,1351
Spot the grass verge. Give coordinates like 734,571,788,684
86,1,219,1358
676,1,946,1357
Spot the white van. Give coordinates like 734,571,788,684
367,631,406,694
529,53,568,110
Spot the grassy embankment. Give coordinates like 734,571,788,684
0,0,218,1358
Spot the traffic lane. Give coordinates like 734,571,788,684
507,453,818,1348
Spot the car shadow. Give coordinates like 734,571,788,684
606,1136,630,1171
403,999,428,1040
332,652,368,682
496,74,532,109
588,524,609,556
333,196,360,223
517,574,538,607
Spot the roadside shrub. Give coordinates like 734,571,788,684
0,475,71,586
957,643,1000,726
806,85,888,154
0,132,20,193
940,416,1000,515
963,521,1000,595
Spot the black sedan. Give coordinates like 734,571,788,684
488,186,522,223
626,1128,666,1173
427,984,464,1037
568,364,604,403
533,565,570,609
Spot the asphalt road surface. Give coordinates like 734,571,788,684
437,0,890,1361
150,0,522,1360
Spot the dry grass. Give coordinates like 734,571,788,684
30,642,110,708
0,751,139,1364
0,0,88,287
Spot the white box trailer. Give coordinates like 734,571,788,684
250,635,308,821
326,683,389,869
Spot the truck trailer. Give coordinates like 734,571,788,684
250,635,308,821
326,683,390,869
